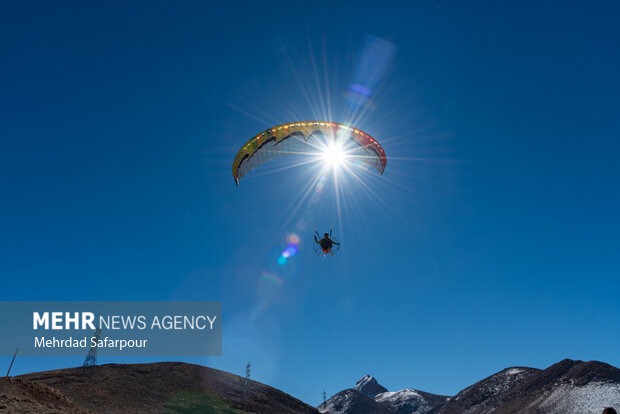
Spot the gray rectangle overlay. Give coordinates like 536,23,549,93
0,301,222,356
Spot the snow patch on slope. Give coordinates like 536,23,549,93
530,381,620,414
355,375,374,388
375,388,439,414
354,375,388,398
318,393,351,414
376,389,423,403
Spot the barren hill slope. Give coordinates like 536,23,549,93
437,359,620,414
14,362,319,414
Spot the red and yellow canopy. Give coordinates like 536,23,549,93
232,121,386,185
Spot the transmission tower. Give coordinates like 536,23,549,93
323,389,327,404
82,328,101,368
5,348,18,377
245,362,251,384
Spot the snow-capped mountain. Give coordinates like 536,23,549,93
318,389,390,414
354,375,388,398
437,359,620,414
319,376,448,414
319,359,620,414
375,388,450,414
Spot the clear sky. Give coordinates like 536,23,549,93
1,0,619,407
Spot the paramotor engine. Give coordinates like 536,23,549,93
313,230,341,257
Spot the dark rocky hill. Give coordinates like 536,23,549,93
4,358,619,413
437,359,620,414
436,366,541,413
321,360,620,414
8,362,319,414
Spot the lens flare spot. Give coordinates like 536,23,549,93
277,256,287,266
261,271,284,286
285,244,298,255
287,233,300,244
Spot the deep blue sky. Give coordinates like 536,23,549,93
1,0,619,406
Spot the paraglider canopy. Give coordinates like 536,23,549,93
232,121,387,185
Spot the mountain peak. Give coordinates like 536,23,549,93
319,389,389,414
354,375,388,398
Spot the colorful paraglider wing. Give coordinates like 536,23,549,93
232,121,387,185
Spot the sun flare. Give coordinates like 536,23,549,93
321,142,346,168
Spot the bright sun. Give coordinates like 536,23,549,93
322,143,346,167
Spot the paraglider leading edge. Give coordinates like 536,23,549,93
232,121,387,186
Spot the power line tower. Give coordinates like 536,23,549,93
82,328,101,369
245,362,251,384
5,348,18,377
323,389,327,404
